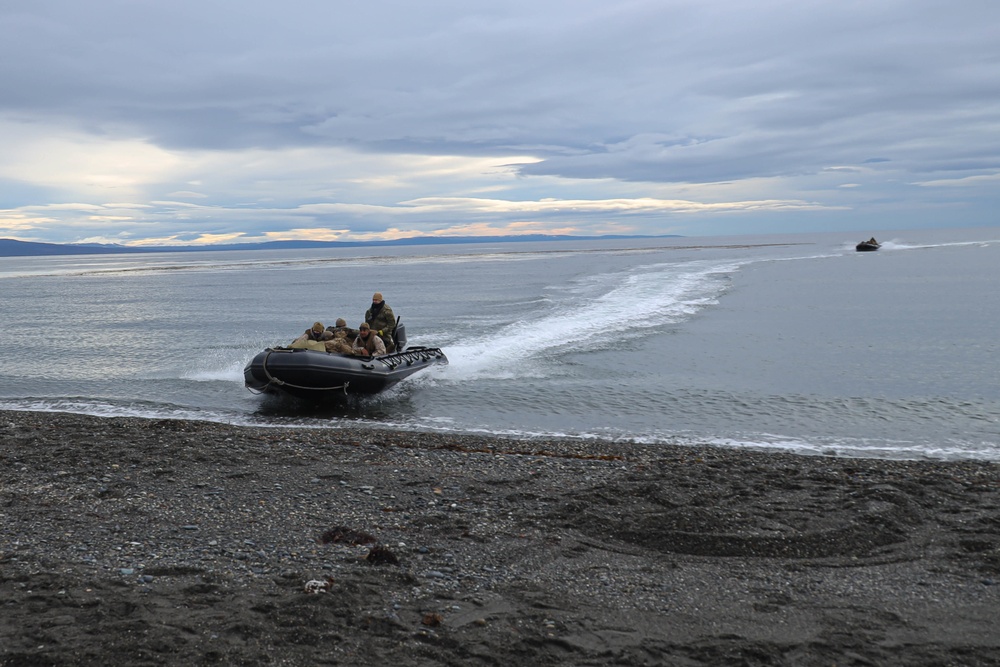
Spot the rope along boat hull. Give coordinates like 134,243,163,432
243,346,448,399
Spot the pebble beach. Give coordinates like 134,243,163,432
2,409,999,666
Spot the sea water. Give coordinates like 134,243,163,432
1,228,998,461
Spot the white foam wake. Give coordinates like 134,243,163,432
441,258,747,380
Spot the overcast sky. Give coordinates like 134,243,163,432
2,1,998,245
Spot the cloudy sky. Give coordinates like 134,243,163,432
2,1,998,246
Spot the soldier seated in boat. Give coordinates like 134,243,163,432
352,322,386,357
326,317,358,339
323,318,356,354
293,322,332,344
290,322,332,350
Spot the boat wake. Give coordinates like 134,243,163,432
440,258,747,380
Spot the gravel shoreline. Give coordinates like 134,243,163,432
2,409,999,666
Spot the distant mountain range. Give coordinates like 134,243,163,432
0,234,679,257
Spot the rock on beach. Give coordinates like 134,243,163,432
1,409,999,666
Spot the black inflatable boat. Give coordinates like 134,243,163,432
244,321,447,399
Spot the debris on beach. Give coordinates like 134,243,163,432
303,578,334,594
365,545,399,566
421,612,444,627
319,526,377,546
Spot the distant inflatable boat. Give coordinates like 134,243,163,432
856,238,880,252
244,321,447,399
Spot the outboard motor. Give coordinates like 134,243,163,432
394,318,407,351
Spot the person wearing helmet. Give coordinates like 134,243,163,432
364,292,396,352
352,322,386,357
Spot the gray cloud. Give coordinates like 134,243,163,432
1,0,999,243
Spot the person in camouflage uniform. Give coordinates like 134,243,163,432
352,322,386,357
322,318,357,354
291,322,331,344
364,292,396,352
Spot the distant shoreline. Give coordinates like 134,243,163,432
1,233,681,258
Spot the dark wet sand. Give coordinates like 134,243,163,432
2,410,999,666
